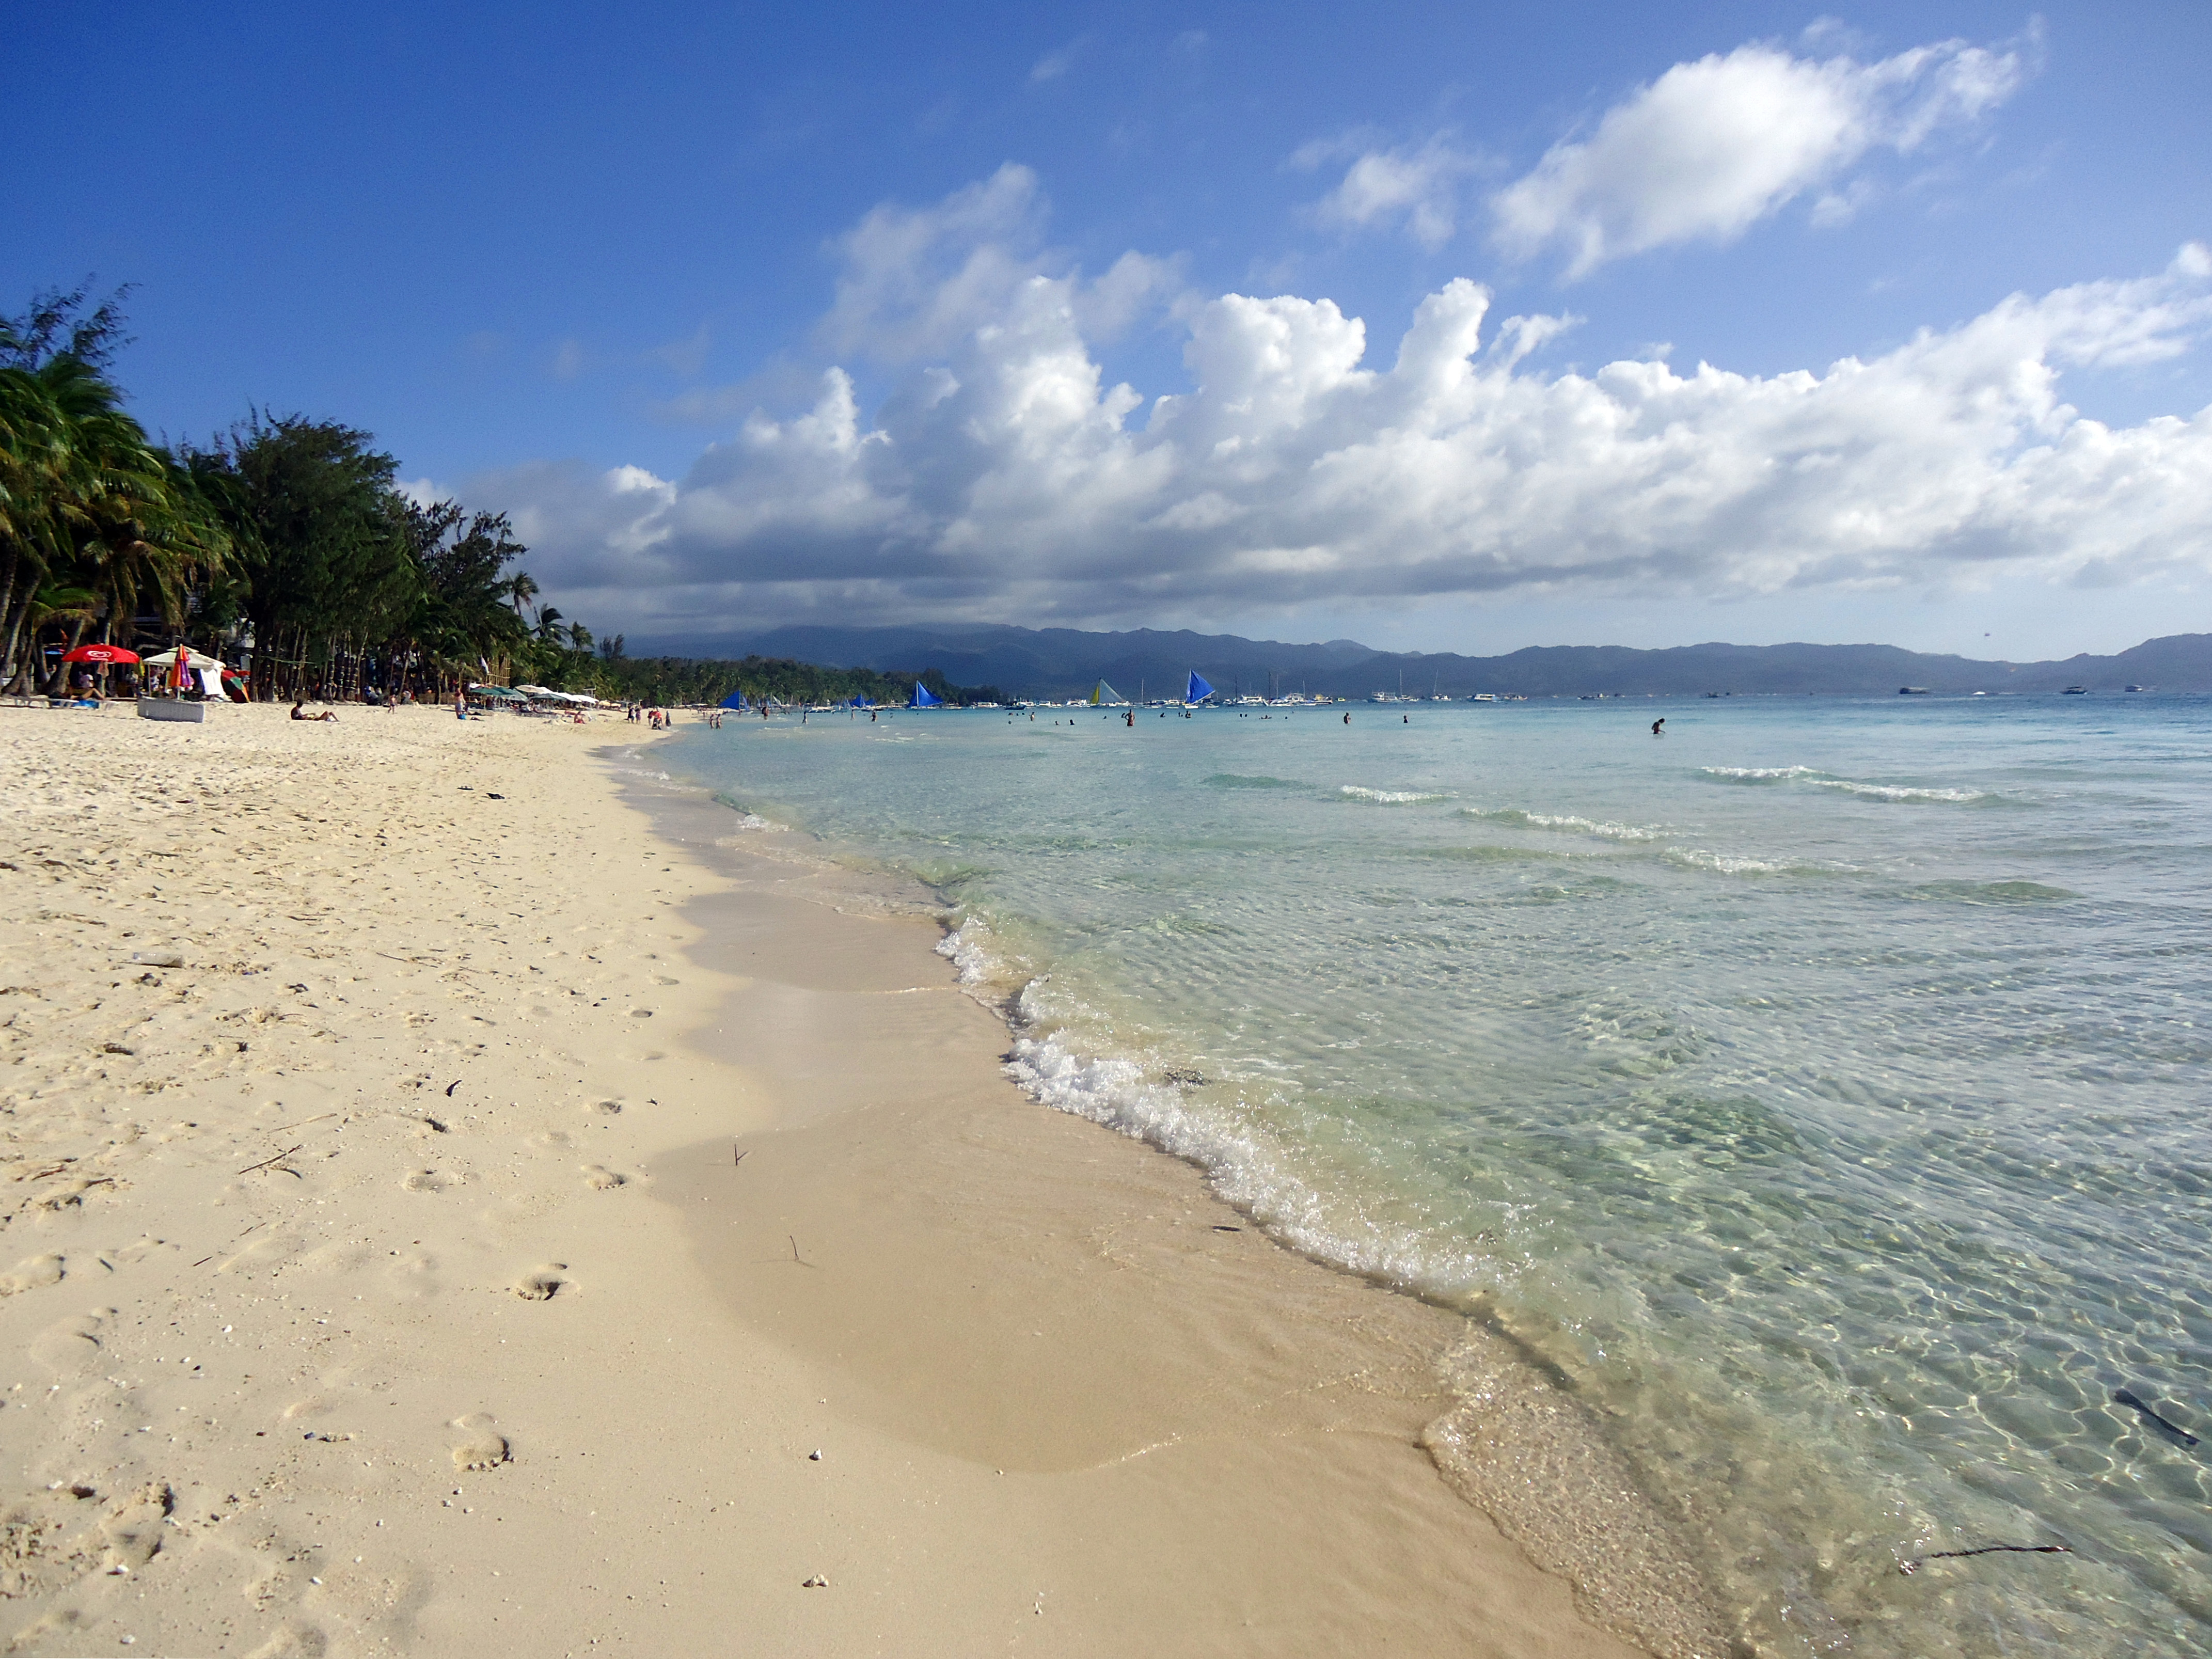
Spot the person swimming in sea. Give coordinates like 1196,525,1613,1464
1651,718,1665,736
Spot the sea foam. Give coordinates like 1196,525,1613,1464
1340,784,1452,804
1465,807,1665,841
1701,765,1989,802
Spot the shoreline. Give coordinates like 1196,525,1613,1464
0,702,1683,1656
626,736,1727,1658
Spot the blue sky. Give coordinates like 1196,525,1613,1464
8,2,2210,659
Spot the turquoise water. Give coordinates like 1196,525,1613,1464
666,695,2212,1657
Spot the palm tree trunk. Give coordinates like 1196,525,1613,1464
0,550,21,692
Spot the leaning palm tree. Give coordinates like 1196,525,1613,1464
0,358,114,691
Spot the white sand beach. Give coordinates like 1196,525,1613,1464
0,702,1665,1657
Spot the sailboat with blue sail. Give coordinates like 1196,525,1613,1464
1185,671,1215,705
908,681,943,708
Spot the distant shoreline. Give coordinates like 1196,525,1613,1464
618,622,2212,702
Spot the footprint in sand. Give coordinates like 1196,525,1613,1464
449,1413,510,1471
586,1100,622,1116
243,1620,330,1659
29,1309,113,1376
580,1165,626,1190
510,1265,568,1300
99,1481,175,1571
0,1252,65,1296
402,1169,463,1193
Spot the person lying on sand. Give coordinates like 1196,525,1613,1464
290,703,338,723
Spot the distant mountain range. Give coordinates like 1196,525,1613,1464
622,622,2212,700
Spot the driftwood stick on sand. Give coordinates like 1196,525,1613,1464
236,1144,304,1176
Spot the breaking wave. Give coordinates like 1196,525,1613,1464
1465,807,1666,842
1340,784,1453,804
1702,766,1992,803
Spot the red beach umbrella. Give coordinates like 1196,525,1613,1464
61,644,140,665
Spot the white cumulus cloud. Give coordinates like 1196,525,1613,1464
488,174,2212,642
1308,135,1481,249
1492,34,2028,276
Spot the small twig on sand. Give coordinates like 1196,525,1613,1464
733,1146,749,1166
789,1234,815,1268
195,1218,267,1268
267,1111,338,1135
236,1144,303,1176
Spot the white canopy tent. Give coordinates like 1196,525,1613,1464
141,646,236,701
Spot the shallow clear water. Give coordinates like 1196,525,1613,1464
666,695,2212,1657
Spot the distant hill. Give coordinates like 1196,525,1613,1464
621,623,2212,700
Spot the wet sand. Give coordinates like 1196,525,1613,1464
0,701,1689,1656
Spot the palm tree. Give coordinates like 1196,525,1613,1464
1,360,94,688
